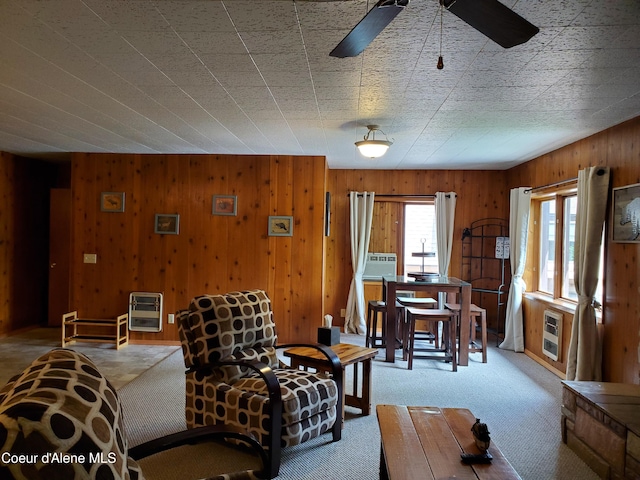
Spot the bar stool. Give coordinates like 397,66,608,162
366,300,403,348
445,302,487,363
396,296,438,353
396,296,438,309
404,307,458,371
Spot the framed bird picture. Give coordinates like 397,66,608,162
212,195,237,216
154,214,180,235
100,192,125,212
268,216,293,237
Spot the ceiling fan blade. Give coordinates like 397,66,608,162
441,0,539,48
330,0,408,58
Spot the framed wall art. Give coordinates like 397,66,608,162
268,216,293,237
154,214,180,235
212,195,237,216
100,192,125,212
612,183,640,243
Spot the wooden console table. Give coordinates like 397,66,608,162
284,343,378,419
561,381,640,479
62,311,129,349
377,405,521,480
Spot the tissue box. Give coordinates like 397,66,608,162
317,326,340,346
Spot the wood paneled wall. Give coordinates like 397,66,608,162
507,116,640,384
0,153,54,336
324,169,509,327
70,153,327,344
3,118,639,384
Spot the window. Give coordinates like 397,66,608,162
533,190,603,305
538,199,555,294
403,203,438,275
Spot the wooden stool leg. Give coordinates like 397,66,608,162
407,312,415,370
450,315,457,372
366,305,372,348
402,310,409,361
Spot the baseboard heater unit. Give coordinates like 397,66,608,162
542,309,563,361
129,292,163,332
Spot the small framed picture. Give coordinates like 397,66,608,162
268,216,293,237
612,183,640,243
213,195,237,216
155,214,180,235
101,192,125,212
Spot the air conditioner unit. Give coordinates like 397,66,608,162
129,292,163,332
542,309,563,361
363,253,397,280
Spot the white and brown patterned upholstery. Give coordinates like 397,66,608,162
178,289,342,479
0,348,266,480
0,348,141,480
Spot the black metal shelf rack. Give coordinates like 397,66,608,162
461,218,511,345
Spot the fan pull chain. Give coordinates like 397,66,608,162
437,4,444,69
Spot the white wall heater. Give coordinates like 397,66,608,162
542,309,563,361
363,253,397,280
129,292,163,332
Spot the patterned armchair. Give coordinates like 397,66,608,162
0,348,267,480
178,289,343,479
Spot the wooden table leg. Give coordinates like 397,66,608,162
385,282,397,362
361,358,372,415
458,283,471,366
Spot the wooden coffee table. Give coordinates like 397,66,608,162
284,343,379,417
377,405,521,480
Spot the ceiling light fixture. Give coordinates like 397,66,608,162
355,125,393,158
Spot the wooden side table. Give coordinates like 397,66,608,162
284,343,379,417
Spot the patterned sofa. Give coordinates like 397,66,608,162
0,348,266,480
178,289,343,479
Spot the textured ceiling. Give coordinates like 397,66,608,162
0,0,639,169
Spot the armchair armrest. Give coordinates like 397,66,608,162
276,343,343,385
187,359,282,479
276,343,343,445
129,425,268,480
129,424,267,464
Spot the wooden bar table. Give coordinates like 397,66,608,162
377,405,521,480
382,275,472,365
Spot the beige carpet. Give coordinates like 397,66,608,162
118,334,599,480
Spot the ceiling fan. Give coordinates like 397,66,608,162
329,0,540,58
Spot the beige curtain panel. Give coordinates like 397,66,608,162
500,187,531,353
345,191,375,334
566,166,610,381
435,192,457,277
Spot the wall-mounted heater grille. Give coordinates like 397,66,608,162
363,253,397,280
542,309,563,361
129,292,163,332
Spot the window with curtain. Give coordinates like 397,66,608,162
533,189,603,305
404,203,438,275
368,198,437,275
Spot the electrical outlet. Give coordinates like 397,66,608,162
168,313,175,324
340,309,346,317
83,253,97,264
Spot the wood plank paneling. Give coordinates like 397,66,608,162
70,153,327,344
324,170,509,328
508,117,640,384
